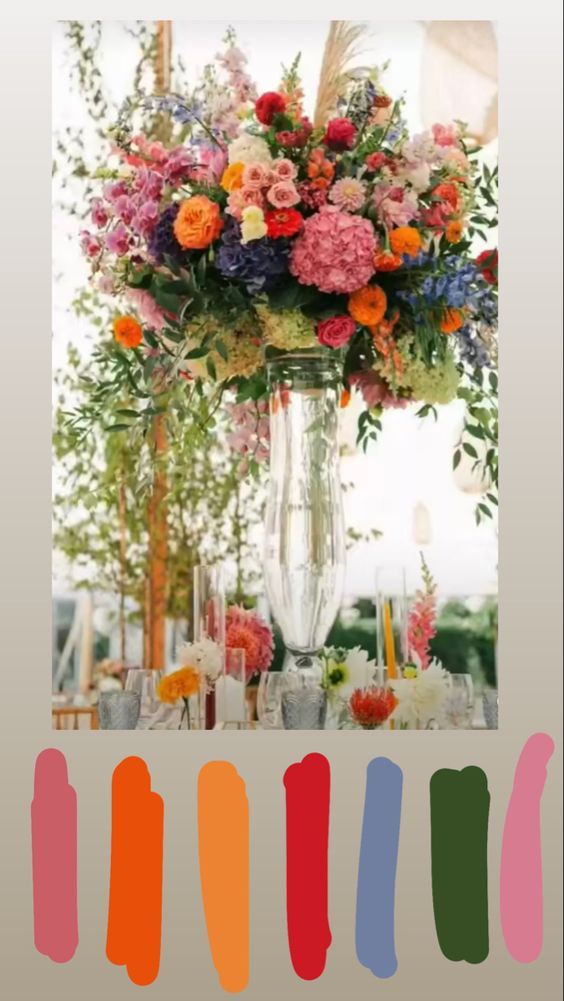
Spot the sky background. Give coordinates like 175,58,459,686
52,20,498,604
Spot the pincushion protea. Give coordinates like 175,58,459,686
349,686,397,729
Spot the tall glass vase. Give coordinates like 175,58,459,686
263,352,346,728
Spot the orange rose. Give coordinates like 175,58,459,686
445,219,463,244
113,315,143,349
348,285,387,326
440,308,464,334
220,162,245,192
389,226,423,258
173,196,224,250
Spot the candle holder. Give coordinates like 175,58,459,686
375,566,408,686
193,565,226,730
216,648,246,724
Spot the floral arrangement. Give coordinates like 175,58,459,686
75,28,498,504
389,660,449,729
225,604,274,680
348,686,398,729
157,665,201,728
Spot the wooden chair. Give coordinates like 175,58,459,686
52,706,99,730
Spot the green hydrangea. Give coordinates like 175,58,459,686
375,336,461,406
255,305,317,351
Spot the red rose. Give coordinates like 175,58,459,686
323,117,357,152
316,315,357,349
265,208,304,239
255,91,287,126
475,248,498,285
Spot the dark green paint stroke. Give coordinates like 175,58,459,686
430,766,490,963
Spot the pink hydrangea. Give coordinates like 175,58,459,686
329,177,367,212
373,184,420,228
225,605,274,679
290,207,377,294
125,288,166,332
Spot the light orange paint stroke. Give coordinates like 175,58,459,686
106,757,164,986
198,762,249,993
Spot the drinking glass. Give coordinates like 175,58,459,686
257,672,285,730
98,691,140,730
124,668,161,721
482,689,499,729
441,673,475,729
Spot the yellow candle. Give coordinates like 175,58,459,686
383,601,397,680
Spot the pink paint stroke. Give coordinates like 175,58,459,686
31,749,78,962
500,732,555,963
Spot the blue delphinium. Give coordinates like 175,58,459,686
456,324,491,367
216,221,289,294
397,253,497,327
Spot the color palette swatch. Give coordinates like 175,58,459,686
31,733,555,988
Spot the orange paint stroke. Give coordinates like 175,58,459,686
198,762,249,993
106,757,164,986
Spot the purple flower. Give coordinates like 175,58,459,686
105,222,130,257
216,221,289,293
148,204,186,265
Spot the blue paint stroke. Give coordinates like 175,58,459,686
355,757,403,978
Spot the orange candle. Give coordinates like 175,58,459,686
383,601,397,680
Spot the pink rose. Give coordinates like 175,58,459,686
272,157,297,181
267,180,300,208
241,187,265,210
317,315,357,348
242,162,267,190
226,190,245,220
365,151,389,172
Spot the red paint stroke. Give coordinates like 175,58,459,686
106,757,164,986
283,752,332,980
31,749,78,963
500,732,555,963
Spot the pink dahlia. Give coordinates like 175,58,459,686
225,605,274,680
290,207,377,294
329,177,367,212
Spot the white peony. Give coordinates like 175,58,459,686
227,134,272,167
389,660,449,728
179,638,223,681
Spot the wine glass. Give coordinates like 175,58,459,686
257,672,285,730
441,673,475,729
482,689,499,729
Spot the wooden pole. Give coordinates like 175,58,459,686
147,20,173,671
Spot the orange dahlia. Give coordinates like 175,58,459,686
445,219,463,244
440,308,464,334
348,284,387,327
173,195,223,250
158,667,201,704
389,226,423,259
113,315,143,349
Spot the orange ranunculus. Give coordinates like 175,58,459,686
440,308,464,334
373,250,403,272
339,388,351,409
389,226,423,259
348,285,387,327
220,162,245,193
445,219,463,244
158,666,201,704
113,315,143,349
434,181,460,212
173,196,224,250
